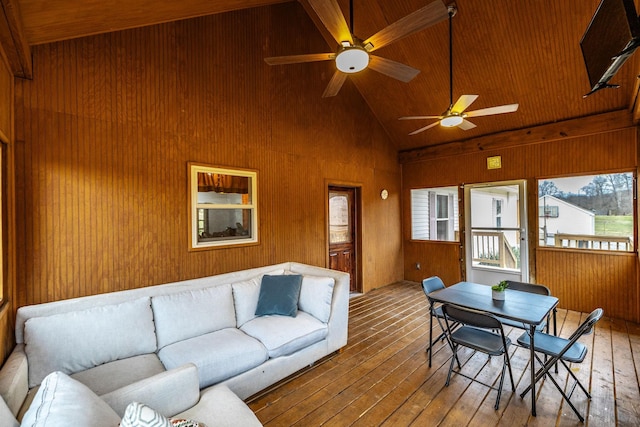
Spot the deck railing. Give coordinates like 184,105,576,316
553,233,633,251
472,231,518,268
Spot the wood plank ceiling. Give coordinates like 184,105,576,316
8,0,640,152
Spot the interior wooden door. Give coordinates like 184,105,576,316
328,187,359,292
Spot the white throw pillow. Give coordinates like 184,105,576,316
231,278,261,327
298,275,335,323
21,371,120,427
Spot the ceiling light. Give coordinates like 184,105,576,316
335,46,369,73
440,115,464,127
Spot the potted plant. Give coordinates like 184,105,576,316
491,280,508,300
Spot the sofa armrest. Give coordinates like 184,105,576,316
0,344,28,418
289,263,349,352
100,363,200,418
174,384,262,427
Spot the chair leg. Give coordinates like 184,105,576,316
494,357,507,410
427,313,434,367
445,345,458,386
560,360,590,398
538,364,585,423
520,355,587,423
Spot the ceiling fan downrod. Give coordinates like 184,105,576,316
447,5,457,110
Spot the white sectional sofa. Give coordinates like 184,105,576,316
0,262,349,426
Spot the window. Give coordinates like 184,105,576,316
494,199,503,228
411,186,459,241
189,163,258,249
538,172,634,251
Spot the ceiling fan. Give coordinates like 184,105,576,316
264,0,449,97
399,5,519,134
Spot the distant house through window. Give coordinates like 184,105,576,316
538,172,635,251
411,186,459,242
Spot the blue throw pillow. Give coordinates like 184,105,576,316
255,274,303,317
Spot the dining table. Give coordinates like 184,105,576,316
428,281,559,416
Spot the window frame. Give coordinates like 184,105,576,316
537,171,636,253
188,163,259,250
410,186,459,242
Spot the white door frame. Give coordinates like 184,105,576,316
463,180,529,285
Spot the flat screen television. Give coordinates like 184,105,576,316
580,0,640,96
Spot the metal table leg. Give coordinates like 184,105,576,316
529,323,536,416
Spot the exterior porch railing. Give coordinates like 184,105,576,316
472,230,518,269
553,233,633,251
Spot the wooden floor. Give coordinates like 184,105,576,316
248,281,640,426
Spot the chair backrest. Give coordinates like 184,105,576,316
442,304,503,331
569,307,604,341
422,276,445,296
505,280,551,296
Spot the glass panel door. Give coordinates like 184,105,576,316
464,181,528,285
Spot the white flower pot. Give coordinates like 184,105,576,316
492,290,506,300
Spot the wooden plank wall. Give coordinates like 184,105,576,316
11,2,402,312
0,41,16,363
402,118,639,322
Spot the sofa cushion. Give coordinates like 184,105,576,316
175,384,262,427
71,353,165,396
21,371,120,427
24,297,157,388
255,275,302,317
152,284,236,349
232,278,261,327
158,328,268,389
101,364,200,418
298,275,335,323
241,311,328,358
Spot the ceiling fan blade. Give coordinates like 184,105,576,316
458,119,477,130
465,103,520,118
322,70,348,97
398,115,442,120
264,53,335,65
451,95,478,114
308,0,353,45
364,0,448,52
409,121,440,135
368,55,420,82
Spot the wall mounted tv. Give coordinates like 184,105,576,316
580,0,640,97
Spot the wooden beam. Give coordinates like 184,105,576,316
297,0,339,50
0,0,31,78
398,109,635,164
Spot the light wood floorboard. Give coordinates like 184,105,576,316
248,281,640,426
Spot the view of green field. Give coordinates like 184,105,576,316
595,215,633,237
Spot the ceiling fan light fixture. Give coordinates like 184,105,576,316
335,46,369,73
440,115,464,127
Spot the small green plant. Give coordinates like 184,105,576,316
491,280,509,292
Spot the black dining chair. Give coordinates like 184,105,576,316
422,276,458,367
517,308,604,423
496,280,556,335
441,304,516,410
